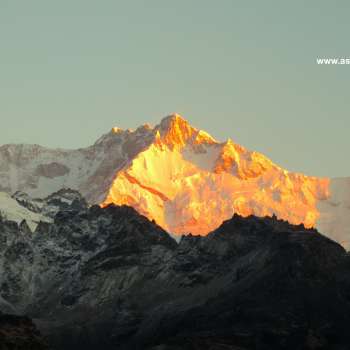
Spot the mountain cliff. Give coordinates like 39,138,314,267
0,312,48,350
0,202,349,349
0,114,348,246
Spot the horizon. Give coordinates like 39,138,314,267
1,1,350,177
0,112,346,179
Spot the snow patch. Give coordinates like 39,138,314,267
0,192,51,231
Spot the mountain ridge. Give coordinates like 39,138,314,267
0,114,349,247
0,202,349,349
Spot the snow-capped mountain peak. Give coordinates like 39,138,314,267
0,114,349,247
155,114,217,148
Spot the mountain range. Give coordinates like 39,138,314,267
0,114,349,247
1,114,350,349
0,194,349,349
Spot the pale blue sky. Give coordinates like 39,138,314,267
1,1,349,177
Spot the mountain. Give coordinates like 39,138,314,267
0,312,48,350
0,203,349,349
0,192,50,231
0,114,349,247
0,188,87,233
12,188,87,219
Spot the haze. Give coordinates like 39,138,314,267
1,0,349,177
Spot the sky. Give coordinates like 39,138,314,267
0,0,349,177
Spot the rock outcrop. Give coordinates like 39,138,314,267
0,311,48,350
0,202,349,349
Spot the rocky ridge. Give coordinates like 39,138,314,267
0,199,349,349
0,311,48,350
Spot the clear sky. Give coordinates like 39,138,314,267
1,1,349,177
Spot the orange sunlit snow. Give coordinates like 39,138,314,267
101,114,330,236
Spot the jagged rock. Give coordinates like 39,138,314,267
0,206,350,349
0,188,86,234
0,311,48,350
12,188,87,219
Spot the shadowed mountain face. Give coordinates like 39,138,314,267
0,199,350,350
0,312,48,350
0,114,349,246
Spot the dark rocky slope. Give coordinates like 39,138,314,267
0,311,48,350
0,198,350,349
